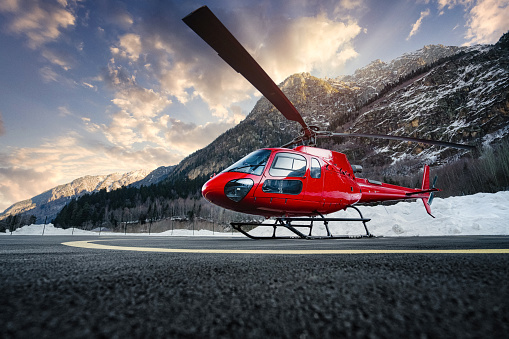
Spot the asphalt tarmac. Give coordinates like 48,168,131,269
1,235,508,338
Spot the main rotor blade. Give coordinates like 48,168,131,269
183,6,309,131
324,132,475,150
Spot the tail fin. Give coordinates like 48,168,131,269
421,165,438,218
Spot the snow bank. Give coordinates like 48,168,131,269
2,191,508,237
1,223,242,237
250,191,509,237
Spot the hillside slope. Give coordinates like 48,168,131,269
340,41,509,170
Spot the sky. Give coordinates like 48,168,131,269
1,0,508,212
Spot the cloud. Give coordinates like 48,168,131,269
436,0,509,45
41,47,75,70
407,8,431,40
229,105,248,124
1,132,174,180
101,111,139,147
0,134,84,211
95,3,363,161
437,0,475,12
145,7,361,121
102,61,136,87
338,0,365,10
99,65,173,148
102,111,172,148
0,131,185,211
39,65,77,86
81,82,96,90
58,106,72,117
464,0,509,44
95,1,133,29
259,14,362,78
111,33,142,61
165,118,236,154
102,2,363,118
101,109,235,156
110,84,171,119
0,0,76,48
0,0,79,74
0,166,57,212
39,66,59,82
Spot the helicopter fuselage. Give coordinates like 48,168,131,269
202,146,433,218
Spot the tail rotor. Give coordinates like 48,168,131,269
428,175,438,206
420,165,439,218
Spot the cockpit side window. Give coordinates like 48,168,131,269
269,153,307,177
222,149,271,176
310,158,321,179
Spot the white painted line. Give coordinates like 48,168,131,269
62,240,509,254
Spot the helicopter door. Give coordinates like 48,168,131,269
261,152,307,194
303,157,323,205
254,152,307,211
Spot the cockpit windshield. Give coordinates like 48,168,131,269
222,149,272,176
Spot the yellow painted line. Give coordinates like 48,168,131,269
62,240,509,254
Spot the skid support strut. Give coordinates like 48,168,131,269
231,206,373,240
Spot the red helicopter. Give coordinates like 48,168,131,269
183,6,474,239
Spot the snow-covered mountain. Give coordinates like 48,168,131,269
0,166,174,223
129,166,176,188
336,44,466,104
341,43,508,167
168,33,509,184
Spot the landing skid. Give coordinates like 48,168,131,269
231,206,373,240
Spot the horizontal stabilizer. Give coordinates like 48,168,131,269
405,188,439,196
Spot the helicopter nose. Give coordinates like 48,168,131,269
201,179,217,203
202,176,227,205
201,180,213,202
202,174,254,209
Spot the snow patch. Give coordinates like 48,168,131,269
249,191,509,237
1,223,244,237
3,191,509,238
483,125,509,146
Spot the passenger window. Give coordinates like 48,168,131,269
262,179,303,195
273,156,293,170
311,158,321,179
269,153,307,177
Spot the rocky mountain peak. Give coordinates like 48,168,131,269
496,31,509,50
334,34,509,170
170,36,509,183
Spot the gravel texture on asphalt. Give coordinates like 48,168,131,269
1,236,508,338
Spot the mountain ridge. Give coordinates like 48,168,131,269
167,40,507,183
0,166,175,222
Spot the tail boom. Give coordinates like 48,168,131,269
355,165,439,217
